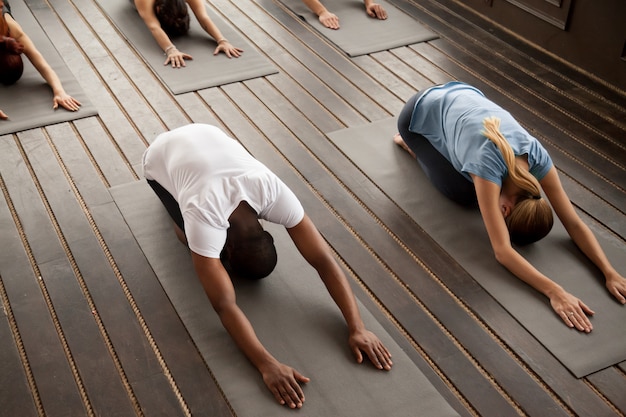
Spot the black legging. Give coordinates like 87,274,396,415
397,91,478,207
147,179,185,231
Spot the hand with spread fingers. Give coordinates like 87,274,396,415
319,11,340,29
260,360,310,409
350,328,393,370
605,270,626,305
53,92,81,112
550,289,595,332
213,40,243,58
163,46,193,68
365,2,387,20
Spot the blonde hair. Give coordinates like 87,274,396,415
482,117,553,245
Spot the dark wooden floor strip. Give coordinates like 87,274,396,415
0,137,89,416
1,0,625,415
92,200,235,417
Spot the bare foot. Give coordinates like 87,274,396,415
393,133,415,158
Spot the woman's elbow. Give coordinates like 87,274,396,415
492,246,510,266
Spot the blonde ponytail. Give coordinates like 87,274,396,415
482,117,553,245
482,117,541,198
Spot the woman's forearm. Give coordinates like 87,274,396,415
495,247,564,298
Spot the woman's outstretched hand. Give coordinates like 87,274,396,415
550,290,595,332
319,11,340,29
213,40,243,58
53,93,81,112
164,47,193,68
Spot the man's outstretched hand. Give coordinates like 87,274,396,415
261,361,310,409
349,329,393,370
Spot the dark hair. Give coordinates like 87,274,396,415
154,0,190,37
0,36,24,85
227,230,277,280
483,117,554,245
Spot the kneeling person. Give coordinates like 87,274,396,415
142,123,393,409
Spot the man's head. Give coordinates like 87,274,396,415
223,230,278,280
154,0,190,37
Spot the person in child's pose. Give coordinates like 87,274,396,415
143,123,393,408
0,0,81,120
132,0,243,68
394,81,626,332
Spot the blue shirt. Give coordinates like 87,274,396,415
409,82,553,186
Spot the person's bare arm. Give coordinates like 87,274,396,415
6,15,80,111
191,252,310,408
473,175,595,332
287,214,393,369
540,167,626,303
186,0,242,57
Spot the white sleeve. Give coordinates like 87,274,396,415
261,181,305,228
184,211,228,258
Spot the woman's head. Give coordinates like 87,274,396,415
0,37,24,85
224,230,278,280
483,116,554,245
506,196,553,245
154,0,190,37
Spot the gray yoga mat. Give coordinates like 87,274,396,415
269,0,438,56
96,0,277,94
0,1,97,135
110,180,460,417
327,117,626,378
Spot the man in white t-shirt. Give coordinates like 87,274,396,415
142,124,393,409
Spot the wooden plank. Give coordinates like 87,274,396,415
351,50,428,103
587,367,626,414
263,73,345,134
389,46,452,85
0,260,39,417
428,38,626,166
0,137,88,417
387,0,626,115
19,127,146,416
92,200,234,417
68,119,139,188
223,0,399,121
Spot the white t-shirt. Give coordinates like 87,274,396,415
142,124,305,258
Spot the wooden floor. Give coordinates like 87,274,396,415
1,0,625,416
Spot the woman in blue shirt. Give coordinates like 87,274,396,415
394,81,626,332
